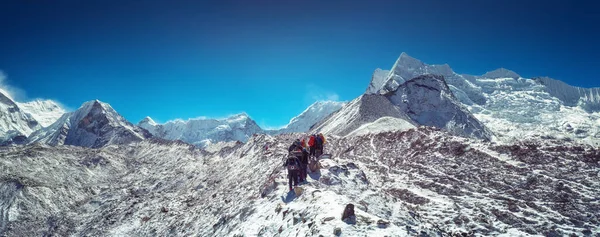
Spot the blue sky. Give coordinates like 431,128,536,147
0,0,598,128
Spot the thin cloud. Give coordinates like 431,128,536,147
305,84,341,103
0,70,70,112
0,71,27,101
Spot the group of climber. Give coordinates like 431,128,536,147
283,133,326,191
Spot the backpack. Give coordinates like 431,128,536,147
315,135,323,148
286,157,299,171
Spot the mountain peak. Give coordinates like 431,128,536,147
365,68,391,94
482,68,520,79
394,52,425,69
230,112,249,119
77,100,110,115
28,100,148,148
139,116,157,126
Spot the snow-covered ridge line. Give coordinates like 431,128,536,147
271,100,346,135
536,77,600,108
139,112,264,147
165,112,251,124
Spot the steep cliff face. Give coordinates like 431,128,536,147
310,94,413,136
385,75,493,140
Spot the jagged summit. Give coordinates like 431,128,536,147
482,67,521,79
225,112,251,122
384,52,427,88
139,116,157,126
28,100,150,148
394,52,425,69
365,68,390,94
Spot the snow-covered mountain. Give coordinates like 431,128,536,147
385,75,493,140
2,129,598,236
271,100,346,135
369,52,600,145
17,99,65,127
314,74,492,140
28,100,150,148
138,113,264,147
0,89,40,144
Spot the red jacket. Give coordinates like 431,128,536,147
308,136,315,147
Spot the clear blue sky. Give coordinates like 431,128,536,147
0,0,598,128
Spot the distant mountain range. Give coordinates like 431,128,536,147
2,52,599,148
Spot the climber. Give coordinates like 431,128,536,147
288,139,302,153
284,139,303,191
299,147,309,182
308,134,316,159
315,133,325,158
289,138,309,182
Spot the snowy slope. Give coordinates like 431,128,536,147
138,113,264,147
28,100,150,148
2,129,598,236
311,94,415,136
271,100,346,135
0,89,40,144
17,99,65,127
345,116,415,137
371,53,600,145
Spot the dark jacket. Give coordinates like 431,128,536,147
288,144,299,152
300,149,309,164
284,156,301,169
